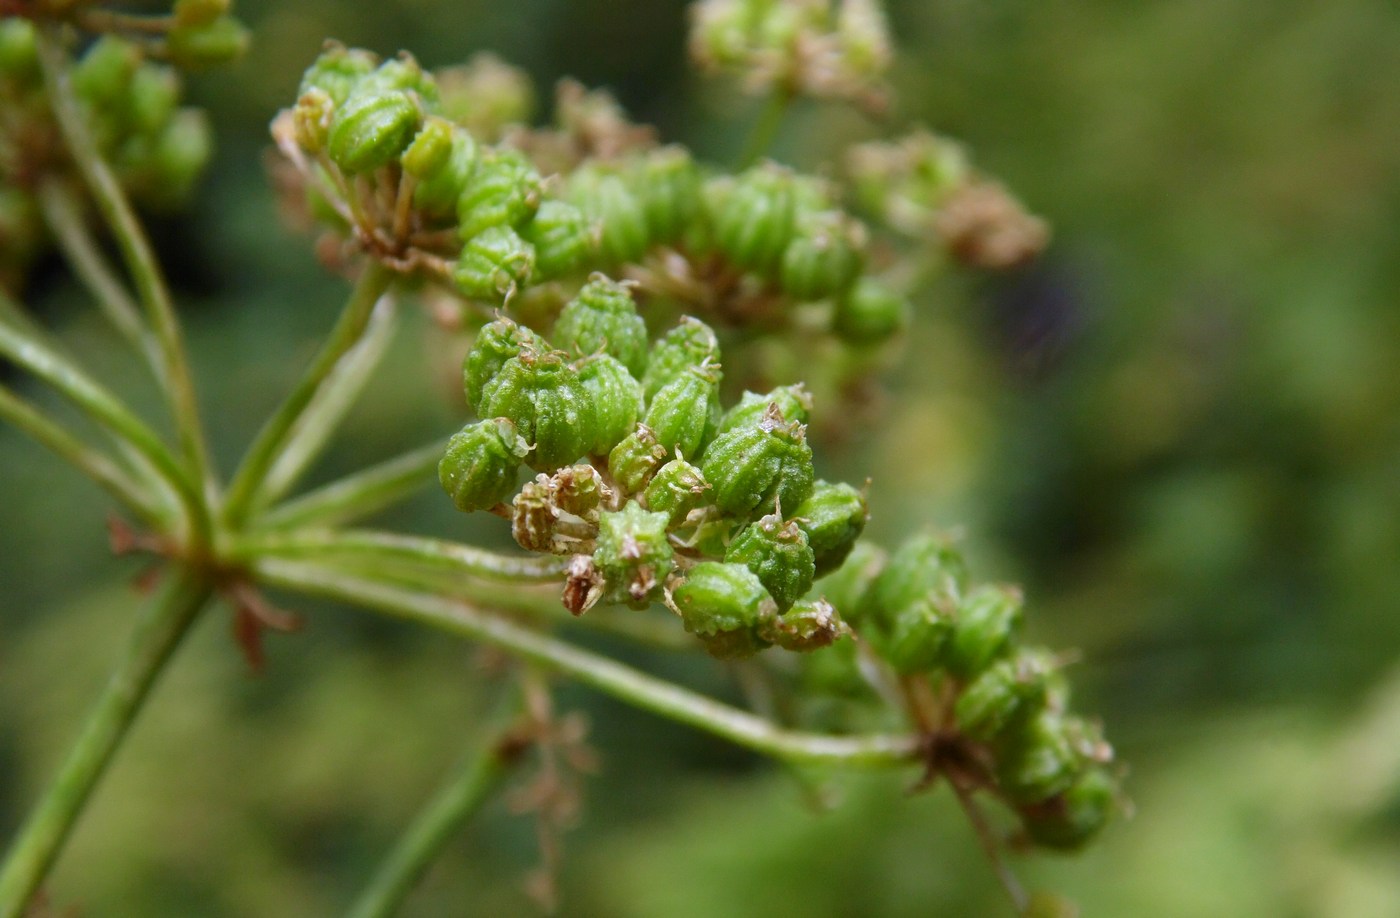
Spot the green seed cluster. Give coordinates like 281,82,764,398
0,21,214,289
12,1,248,69
813,536,1124,851
438,276,871,656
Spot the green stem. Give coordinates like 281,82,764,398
254,294,398,514
35,26,212,494
258,439,445,531
254,559,921,768
35,181,159,377
736,86,793,170
235,527,568,583
347,697,524,918
222,262,394,528
0,383,166,525
0,316,204,538
0,568,213,917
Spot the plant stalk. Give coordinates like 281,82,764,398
258,439,446,531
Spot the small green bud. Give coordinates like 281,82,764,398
641,316,720,402
793,480,868,577
996,710,1086,805
577,354,643,456
780,210,865,301
714,162,798,273
716,384,811,436
145,108,212,206
946,584,1024,679
73,36,140,108
126,64,180,136
594,501,674,608
644,364,720,459
401,116,454,179
725,511,816,611
299,43,378,106
551,275,648,375
462,317,544,415
567,164,649,267
812,541,886,624
328,88,420,174
669,561,777,659
439,418,528,512
361,54,439,106
167,15,251,69
480,349,595,471
761,598,848,652
412,127,479,219
699,406,815,519
0,20,40,85
453,225,536,303
457,148,543,239
1020,767,1118,852
642,457,710,526
633,145,702,244
954,652,1053,742
833,276,908,344
174,0,231,28
866,532,966,627
521,200,592,278
292,88,334,154
878,599,954,674
607,423,669,493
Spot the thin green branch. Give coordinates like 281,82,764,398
34,26,212,494
737,86,793,170
0,315,204,537
221,262,394,528
0,568,213,917
0,383,166,525
348,694,525,918
254,295,399,514
253,558,922,768
236,527,568,583
258,438,446,531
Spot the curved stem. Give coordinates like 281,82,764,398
0,316,204,538
236,527,568,583
221,262,394,528
35,26,212,495
258,438,446,531
254,295,399,513
0,568,213,917
347,696,525,918
254,558,922,768
0,383,166,525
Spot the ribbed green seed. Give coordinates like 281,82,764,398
438,418,528,512
327,88,420,174
641,317,720,402
593,502,674,608
607,424,669,494
551,275,649,375
833,277,909,344
780,210,865,301
577,354,643,456
713,162,798,274
717,384,811,436
462,317,544,415
644,364,719,459
642,457,710,526
793,480,868,577
725,512,816,611
412,127,479,219
633,145,702,244
522,200,593,279
452,225,536,303
298,43,377,106
480,350,596,472
457,148,543,239
698,407,814,519
670,561,776,659
945,584,1024,679
567,164,649,266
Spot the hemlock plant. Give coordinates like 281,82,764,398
0,1,1119,914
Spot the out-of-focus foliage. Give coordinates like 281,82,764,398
3,0,1400,914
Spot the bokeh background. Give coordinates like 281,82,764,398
4,0,1400,914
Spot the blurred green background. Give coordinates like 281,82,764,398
4,0,1400,914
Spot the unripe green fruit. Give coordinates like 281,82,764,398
1020,767,1117,851
996,710,1085,805
793,480,868,577
522,200,592,279
725,511,815,611
328,88,420,174
716,384,811,436
457,148,543,239
412,127,479,219
865,532,967,630
833,276,909,344
166,16,250,70
462,317,544,415
401,116,454,179
780,210,865,301
439,418,528,512
577,354,643,456
594,501,674,608
762,598,847,652
567,164,649,267
299,43,377,106
954,652,1052,742
714,162,798,273
127,65,179,136
644,364,719,459
607,424,668,493
452,225,536,303
145,108,212,206
877,599,954,674
0,20,39,85
633,145,703,244
670,561,776,659
698,407,815,519
361,55,439,107
642,457,710,526
641,316,720,402
480,349,595,471
173,0,231,28
946,584,1024,679
73,36,140,108
551,275,648,375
